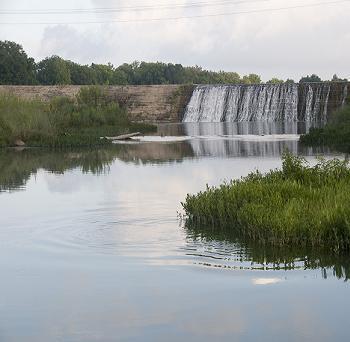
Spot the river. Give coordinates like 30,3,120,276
0,122,348,342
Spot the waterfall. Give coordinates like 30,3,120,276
342,85,348,106
183,83,348,122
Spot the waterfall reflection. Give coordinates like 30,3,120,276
183,122,326,158
0,122,333,191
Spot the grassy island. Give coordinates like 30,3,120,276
0,86,155,148
182,153,350,253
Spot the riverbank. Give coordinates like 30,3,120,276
182,153,350,253
0,87,156,148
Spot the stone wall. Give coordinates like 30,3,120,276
0,84,194,123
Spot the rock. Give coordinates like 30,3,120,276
14,139,25,147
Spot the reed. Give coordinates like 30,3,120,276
0,86,156,148
0,94,51,145
182,153,350,253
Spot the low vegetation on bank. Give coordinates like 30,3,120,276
182,153,350,253
0,86,155,148
300,104,350,152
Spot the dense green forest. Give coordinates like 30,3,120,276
0,41,347,86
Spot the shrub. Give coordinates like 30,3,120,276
0,86,155,147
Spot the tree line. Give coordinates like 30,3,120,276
0,41,347,86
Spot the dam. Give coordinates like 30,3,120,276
183,82,348,122
0,82,348,122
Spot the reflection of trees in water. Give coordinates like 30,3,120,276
0,121,336,191
0,148,118,192
0,143,194,191
114,142,194,164
185,224,350,281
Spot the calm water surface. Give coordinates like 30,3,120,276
0,123,348,342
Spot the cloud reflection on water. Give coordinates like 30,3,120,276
252,278,284,286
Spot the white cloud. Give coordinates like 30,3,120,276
1,0,350,80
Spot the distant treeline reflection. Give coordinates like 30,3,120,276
0,136,336,192
0,148,117,191
0,143,195,191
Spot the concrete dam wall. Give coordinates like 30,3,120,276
0,84,194,123
0,83,348,122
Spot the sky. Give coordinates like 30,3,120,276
0,0,349,81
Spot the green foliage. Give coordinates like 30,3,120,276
0,40,263,86
285,79,295,84
0,94,51,145
242,74,262,84
3,40,349,86
67,61,96,85
331,74,348,82
48,86,128,131
299,74,322,83
0,41,36,85
267,78,284,84
37,56,71,85
300,105,350,152
182,152,350,253
0,86,155,148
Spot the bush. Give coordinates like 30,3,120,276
0,94,51,145
0,86,155,147
49,87,128,130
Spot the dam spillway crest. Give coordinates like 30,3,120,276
183,83,348,122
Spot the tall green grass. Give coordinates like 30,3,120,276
0,86,156,148
0,94,51,145
182,153,350,253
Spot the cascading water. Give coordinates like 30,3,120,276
297,83,335,121
183,83,348,122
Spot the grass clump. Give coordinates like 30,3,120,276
182,152,350,253
0,94,51,146
0,86,156,148
300,104,350,152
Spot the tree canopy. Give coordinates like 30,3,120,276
299,74,322,83
0,41,348,86
267,78,284,84
0,41,36,85
37,56,71,85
